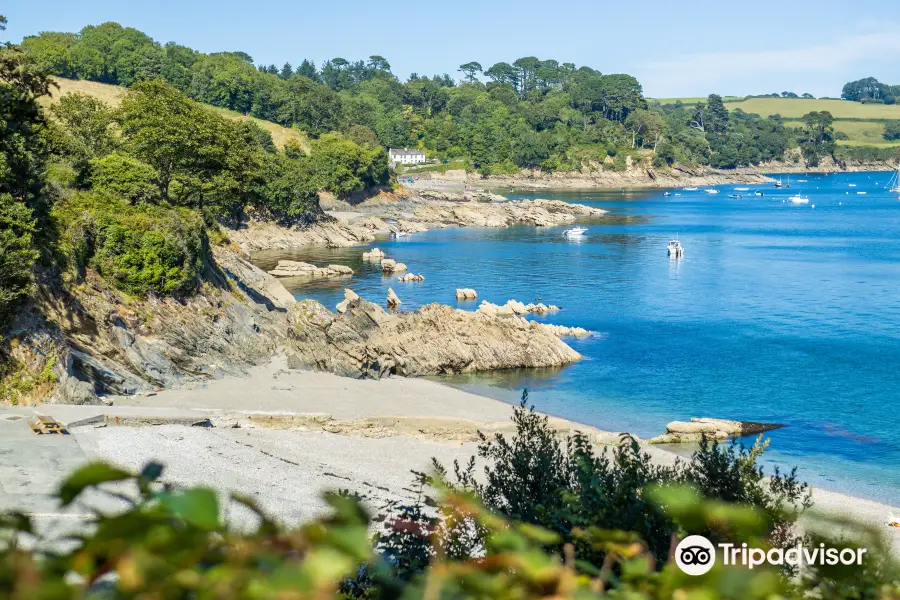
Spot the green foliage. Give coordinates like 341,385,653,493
883,120,900,141
0,196,38,322
305,133,389,195
53,192,207,296
800,111,837,166
50,91,117,182
88,152,159,203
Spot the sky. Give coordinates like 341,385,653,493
4,0,899,98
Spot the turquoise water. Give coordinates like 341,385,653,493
256,172,900,504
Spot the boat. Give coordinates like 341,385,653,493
797,179,808,183
728,194,743,199
683,187,698,191
562,227,587,237
849,183,856,187
887,163,900,192
754,191,765,197
857,191,867,195
663,191,670,196
392,231,410,238
788,194,809,204
703,189,719,194
734,187,749,191
667,239,684,257
774,176,791,188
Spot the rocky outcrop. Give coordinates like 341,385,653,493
649,418,784,444
386,288,402,309
362,248,385,261
285,296,581,378
335,289,359,313
540,324,590,338
456,289,478,300
381,259,408,273
477,300,561,316
268,260,353,278
413,199,606,228
213,247,295,310
226,220,374,253
398,273,425,282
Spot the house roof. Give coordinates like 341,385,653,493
389,148,425,155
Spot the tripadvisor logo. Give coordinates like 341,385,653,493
675,535,868,576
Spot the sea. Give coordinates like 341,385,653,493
252,171,900,505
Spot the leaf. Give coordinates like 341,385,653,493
58,462,133,506
158,488,220,531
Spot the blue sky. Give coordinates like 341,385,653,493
4,0,899,97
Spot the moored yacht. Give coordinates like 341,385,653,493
667,239,684,257
788,194,809,204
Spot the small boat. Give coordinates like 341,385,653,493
849,184,857,187
667,239,684,257
663,191,670,196
887,163,900,193
703,189,719,194
728,194,743,199
754,191,765,197
857,191,867,195
683,187,698,191
674,193,682,196
788,194,809,204
392,231,410,238
888,512,900,528
797,179,808,183
734,187,749,191
562,227,587,237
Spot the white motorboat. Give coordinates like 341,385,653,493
754,191,765,196
392,231,410,238
704,189,719,194
788,194,809,204
663,191,670,196
857,191,867,195
734,187,749,191
683,187,698,191
562,227,587,237
667,239,684,257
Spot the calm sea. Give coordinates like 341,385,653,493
254,172,900,504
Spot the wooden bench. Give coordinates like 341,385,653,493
28,415,68,435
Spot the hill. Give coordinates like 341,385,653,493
40,78,308,151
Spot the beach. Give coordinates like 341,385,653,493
2,356,898,552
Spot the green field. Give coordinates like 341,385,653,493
652,96,743,105
723,97,900,119
40,78,308,150
784,119,900,146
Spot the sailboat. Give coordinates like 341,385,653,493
887,163,900,193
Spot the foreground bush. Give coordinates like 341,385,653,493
53,192,207,296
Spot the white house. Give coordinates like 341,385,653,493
388,148,426,165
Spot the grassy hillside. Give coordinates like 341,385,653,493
40,78,308,150
723,97,900,119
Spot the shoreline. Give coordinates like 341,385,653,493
19,358,896,551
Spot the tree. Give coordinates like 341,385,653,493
625,109,666,150
279,62,293,79
458,61,482,83
51,92,118,182
883,121,900,141
799,110,836,167
295,58,318,80
89,153,159,203
841,76,887,102
801,93,815,99
117,80,229,204
484,62,518,88
367,55,391,72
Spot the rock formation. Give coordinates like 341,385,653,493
398,273,425,282
649,418,784,444
386,288,402,309
362,248,386,261
268,260,353,278
335,289,360,313
381,259,407,273
477,300,561,316
286,296,581,378
456,288,478,300
413,199,606,228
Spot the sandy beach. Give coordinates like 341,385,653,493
3,357,897,552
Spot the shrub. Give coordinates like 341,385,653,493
883,121,900,141
0,195,39,324
89,152,160,203
53,192,207,296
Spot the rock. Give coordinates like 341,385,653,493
386,288,402,309
412,198,606,229
456,288,478,300
398,273,425,282
506,300,528,315
391,262,408,273
286,297,582,378
268,260,352,278
649,417,784,444
541,324,590,338
327,264,354,275
362,248,386,261
212,247,295,309
335,289,359,313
